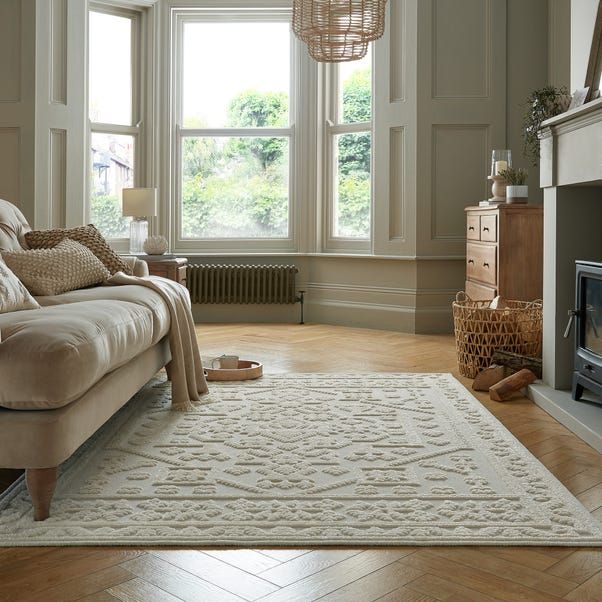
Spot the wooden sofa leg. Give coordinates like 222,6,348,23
26,467,58,521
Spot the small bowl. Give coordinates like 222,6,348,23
204,360,263,381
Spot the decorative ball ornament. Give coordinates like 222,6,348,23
143,235,169,255
293,0,388,62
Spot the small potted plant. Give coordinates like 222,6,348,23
500,167,528,204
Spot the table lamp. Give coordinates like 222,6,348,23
122,188,157,254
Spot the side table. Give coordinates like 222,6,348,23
141,256,188,285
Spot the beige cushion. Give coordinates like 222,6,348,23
1,239,110,296
0,199,31,252
0,299,161,410
24,224,133,275
37,284,170,342
0,258,40,314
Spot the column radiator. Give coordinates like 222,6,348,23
187,264,300,305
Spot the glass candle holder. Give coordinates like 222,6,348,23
491,149,512,176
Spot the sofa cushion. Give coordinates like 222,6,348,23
0,258,40,314
24,224,133,275
2,239,111,296
0,343,170,468
0,199,30,252
0,300,160,410
37,284,170,342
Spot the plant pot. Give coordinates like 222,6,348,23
506,185,528,204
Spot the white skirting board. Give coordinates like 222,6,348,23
529,383,602,453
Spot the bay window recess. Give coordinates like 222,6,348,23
85,2,379,256
173,12,296,252
165,4,376,255
88,5,142,244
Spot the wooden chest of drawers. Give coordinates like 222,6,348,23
464,205,543,301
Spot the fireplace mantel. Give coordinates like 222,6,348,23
539,97,602,188
530,99,602,452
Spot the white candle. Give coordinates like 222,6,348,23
495,160,508,175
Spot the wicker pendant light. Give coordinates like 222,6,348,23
293,0,387,62
306,35,369,63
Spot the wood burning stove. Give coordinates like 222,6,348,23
565,261,602,402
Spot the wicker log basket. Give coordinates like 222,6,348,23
453,292,543,379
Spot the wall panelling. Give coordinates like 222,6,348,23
388,126,406,241
0,129,21,205
50,0,68,105
35,0,88,229
0,0,22,103
49,128,67,228
430,124,489,240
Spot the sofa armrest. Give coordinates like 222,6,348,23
121,256,149,277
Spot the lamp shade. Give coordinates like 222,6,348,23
292,0,387,62
122,188,157,217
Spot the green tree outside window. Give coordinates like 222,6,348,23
91,68,372,239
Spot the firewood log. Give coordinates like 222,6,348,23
490,350,542,378
472,365,507,391
489,296,509,310
489,369,537,402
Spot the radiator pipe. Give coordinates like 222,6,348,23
298,290,305,325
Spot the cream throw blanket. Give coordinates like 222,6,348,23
106,273,208,411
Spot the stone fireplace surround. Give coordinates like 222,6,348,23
529,98,602,452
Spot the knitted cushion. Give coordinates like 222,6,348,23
0,257,40,314
24,225,132,275
1,239,111,296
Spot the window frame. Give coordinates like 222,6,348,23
170,8,299,253
321,52,374,254
88,3,144,250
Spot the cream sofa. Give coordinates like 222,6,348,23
0,200,172,520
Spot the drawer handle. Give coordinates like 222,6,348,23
483,227,489,232
483,262,490,268
468,226,475,231
468,259,475,264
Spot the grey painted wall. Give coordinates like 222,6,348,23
507,0,552,203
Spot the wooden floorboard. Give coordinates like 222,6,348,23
1,323,601,602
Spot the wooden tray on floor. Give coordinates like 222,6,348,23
204,360,263,381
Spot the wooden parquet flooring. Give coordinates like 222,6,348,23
0,323,601,601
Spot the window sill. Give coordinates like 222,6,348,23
177,251,466,261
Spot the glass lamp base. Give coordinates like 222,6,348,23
129,218,148,254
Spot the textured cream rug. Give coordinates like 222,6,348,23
1,374,601,546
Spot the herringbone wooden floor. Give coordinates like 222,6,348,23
1,323,601,601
